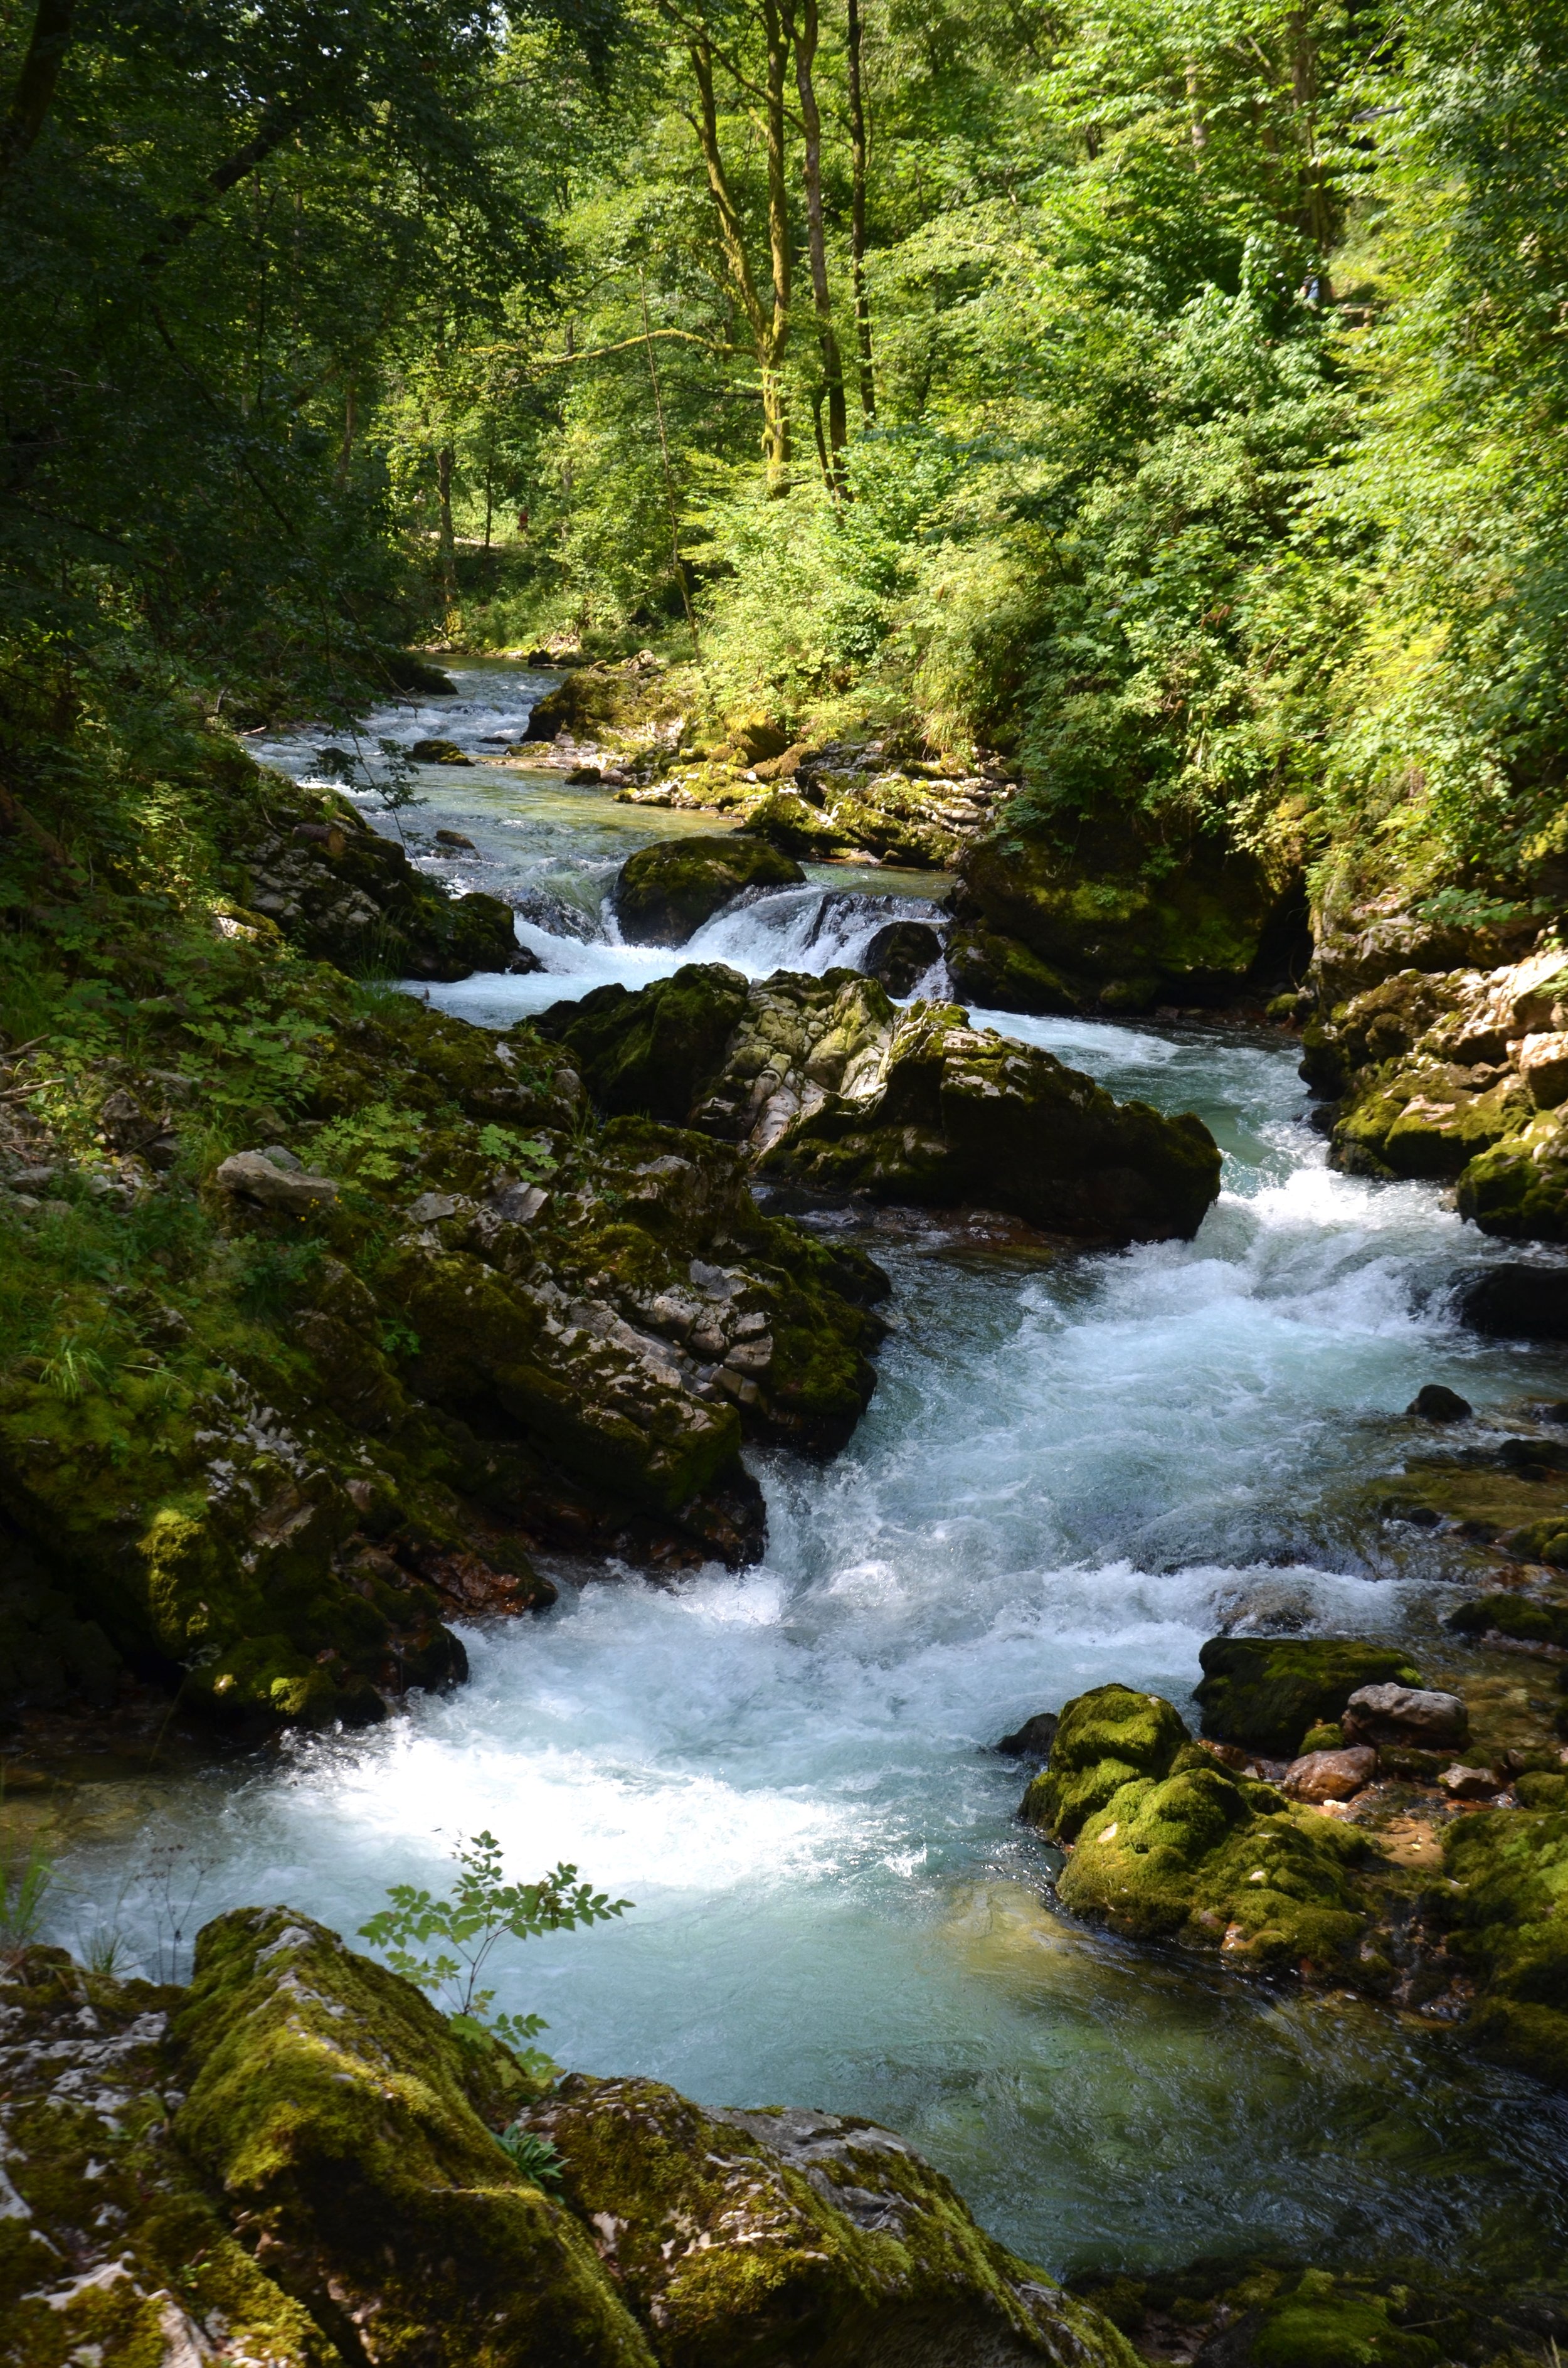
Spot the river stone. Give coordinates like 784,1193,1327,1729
1438,1762,1501,1800
613,833,805,946
1194,1637,1425,1757
1408,1381,1473,1422
952,815,1293,1012
409,736,473,763
861,918,943,995
1019,1684,1190,1840
1342,1682,1469,1750
1283,1745,1379,1802
1456,1263,1568,1339
995,1710,1060,1760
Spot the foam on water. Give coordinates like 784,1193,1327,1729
59,664,1568,2281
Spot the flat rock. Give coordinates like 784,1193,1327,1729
1283,1745,1379,1802
215,1150,337,1209
1343,1682,1469,1750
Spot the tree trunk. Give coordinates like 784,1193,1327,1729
337,379,357,487
436,443,456,597
846,0,874,419
686,28,792,487
787,0,847,483
0,0,74,181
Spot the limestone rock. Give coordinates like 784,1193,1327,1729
613,832,803,947
946,923,1084,1016
215,1149,338,1210
548,967,1222,1245
1438,1761,1501,1800
227,772,516,979
1019,1684,1192,1840
996,1710,1061,1760
520,2074,1137,2368
861,916,943,996
1283,1745,1379,1802
1194,1637,1425,1758
1518,1031,1568,1108
953,817,1297,1012
1342,1682,1469,1751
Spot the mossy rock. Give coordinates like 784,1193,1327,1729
1019,1682,1190,1840
1440,1808,1568,2089
1194,1638,1424,1757
539,964,752,1122
1236,2269,1444,2368
613,834,803,947
1456,1123,1568,1242
955,819,1289,1009
174,1908,656,2367
945,923,1085,1016
520,2075,1140,2368
1446,1593,1568,1650
1055,1756,1377,1973
1331,1061,1529,1183
742,788,850,859
524,656,685,748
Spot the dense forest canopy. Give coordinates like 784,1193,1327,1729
2,0,1567,922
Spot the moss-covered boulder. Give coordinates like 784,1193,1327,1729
1194,1638,1426,1758
1021,1687,1384,1979
551,968,1221,1245
228,773,516,979
1072,2259,1459,2368
173,1908,655,2368
541,965,753,1122
945,923,1085,1016
0,1917,1143,2368
953,819,1292,1012
862,917,943,996
524,653,686,753
1330,1059,1530,1182
1019,1683,1191,1840
1455,1120,1568,1241
613,834,803,947
1441,1807,1568,2089
520,2075,1139,2368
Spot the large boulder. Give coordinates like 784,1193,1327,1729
546,967,1222,1246
613,833,803,947
0,1916,1142,2368
1193,1637,1425,1758
521,2076,1136,2368
953,819,1295,1012
1456,1263,1568,1339
229,774,516,979
1020,1687,1385,1979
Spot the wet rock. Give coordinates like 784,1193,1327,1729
953,817,1295,1013
1342,1682,1469,1751
436,827,477,847
1518,1031,1568,1107
215,1148,338,1210
613,832,804,947
1408,1382,1473,1422
521,2074,1135,2368
946,923,1084,1016
861,918,943,995
1442,1803,1568,2086
410,738,473,764
1456,1263,1568,1339
1446,1591,1568,1651
1021,1686,1383,1976
1194,1637,1425,1757
995,1710,1060,1760
383,650,457,696
524,654,685,751
1438,1761,1501,1800
548,967,1222,1243
1283,1744,1379,1802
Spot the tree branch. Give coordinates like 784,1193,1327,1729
0,0,75,181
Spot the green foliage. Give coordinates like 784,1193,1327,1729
313,1101,428,1185
0,1832,54,1959
497,2125,567,2186
358,1830,631,2057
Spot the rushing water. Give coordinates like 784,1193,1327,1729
48,664,1568,2285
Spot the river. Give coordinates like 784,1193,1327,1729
46,662,1568,2288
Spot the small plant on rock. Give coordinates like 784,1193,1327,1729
358,1829,630,2067
496,2125,565,2188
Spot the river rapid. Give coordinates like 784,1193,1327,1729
49,663,1568,2286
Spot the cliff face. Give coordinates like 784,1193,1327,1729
0,1909,1140,2368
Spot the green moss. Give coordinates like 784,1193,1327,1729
613,835,803,947
1194,1637,1424,1756
1457,1125,1568,1241
520,2075,1140,2368
1440,1808,1568,2088
1247,2272,1443,2368
1019,1682,1190,1839
541,963,752,1123
174,1908,656,2368
1332,1061,1528,1182
956,819,1286,1007
945,923,1086,1016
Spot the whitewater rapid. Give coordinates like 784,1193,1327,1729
51,662,1568,2283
